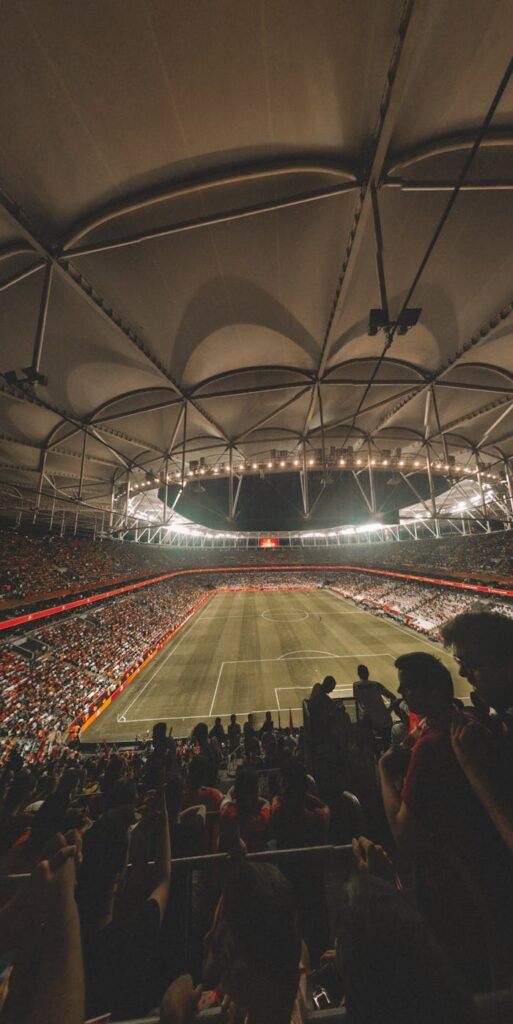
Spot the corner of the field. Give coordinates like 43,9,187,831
77,590,216,737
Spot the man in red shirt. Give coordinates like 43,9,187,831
441,610,513,857
378,650,513,979
219,766,270,852
271,761,329,848
181,755,223,814
379,652,496,855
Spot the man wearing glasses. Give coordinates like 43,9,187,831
441,611,513,857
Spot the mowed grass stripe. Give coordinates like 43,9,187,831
84,589,467,743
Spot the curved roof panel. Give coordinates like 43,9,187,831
0,0,512,529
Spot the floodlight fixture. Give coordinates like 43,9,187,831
3,366,47,387
368,308,421,337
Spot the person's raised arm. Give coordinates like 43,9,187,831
379,682,398,705
149,787,172,922
378,748,414,850
22,843,84,1024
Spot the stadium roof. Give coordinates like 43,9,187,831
1,1,513,531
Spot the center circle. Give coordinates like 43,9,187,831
261,610,309,622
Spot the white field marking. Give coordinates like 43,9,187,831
118,594,426,729
206,650,393,717
278,649,339,660
209,661,226,716
122,650,390,724
199,614,253,620
222,651,391,666
277,685,355,694
261,610,309,622
117,707,288,725
276,687,352,710
118,601,214,720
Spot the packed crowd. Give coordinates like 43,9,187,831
331,572,513,633
1,527,513,607
0,578,207,746
0,532,178,603
1,609,513,1023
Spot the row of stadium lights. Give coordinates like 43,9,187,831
131,461,500,491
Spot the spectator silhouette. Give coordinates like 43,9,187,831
353,663,395,751
219,765,270,852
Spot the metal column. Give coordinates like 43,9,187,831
163,458,169,524
125,469,130,527
425,446,440,537
78,432,87,500
109,484,115,531
32,264,53,377
33,450,47,524
367,441,376,515
301,440,310,517
180,403,188,488
228,447,234,519
504,458,513,524
475,453,488,530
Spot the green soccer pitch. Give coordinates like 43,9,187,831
83,588,469,743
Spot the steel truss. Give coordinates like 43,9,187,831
1,39,513,532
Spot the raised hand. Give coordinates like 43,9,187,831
160,974,203,1024
352,835,395,883
450,714,492,781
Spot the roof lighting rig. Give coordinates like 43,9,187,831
368,307,421,336
126,451,500,495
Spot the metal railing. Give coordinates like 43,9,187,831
4,843,354,884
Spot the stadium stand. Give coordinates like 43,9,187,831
2,1,513,1015
1,528,513,608
2,610,513,1022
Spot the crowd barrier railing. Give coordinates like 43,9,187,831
4,842,355,884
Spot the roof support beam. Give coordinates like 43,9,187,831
167,403,186,458
0,381,135,469
308,385,422,437
93,395,183,424
429,393,513,442
399,471,433,519
31,263,53,377
0,260,46,294
385,177,513,191
321,377,427,387
64,159,357,250
386,129,513,176
234,386,311,442
479,402,513,446
65,182,358,259
0,184,231,451
302,0,421,442
300,440,309,517
194,380,312,401
430,385,448,463
370,296,513,435
434,379,513,395
352,470,373,515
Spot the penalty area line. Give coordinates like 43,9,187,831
118,706,290,725
209,661,225,717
